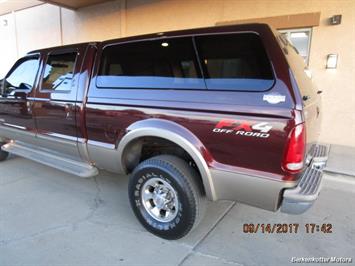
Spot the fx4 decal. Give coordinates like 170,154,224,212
212,119,272,138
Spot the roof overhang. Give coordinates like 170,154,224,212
0,0,115,15
0,0,42,16
40,0,114,10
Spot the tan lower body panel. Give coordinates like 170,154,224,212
210,169,297,211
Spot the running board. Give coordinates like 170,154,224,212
2,141,98,178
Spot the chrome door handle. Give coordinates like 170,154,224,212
64,104,71,118
64,104,71,112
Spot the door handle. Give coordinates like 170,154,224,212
64,104,71,113
64,104,72,119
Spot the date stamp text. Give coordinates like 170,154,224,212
243,223,333,234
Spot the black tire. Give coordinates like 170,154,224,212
0,143,9,162
128,155,206,240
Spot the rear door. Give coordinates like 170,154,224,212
32,47,85,158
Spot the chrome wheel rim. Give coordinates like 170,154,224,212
141,177,179,223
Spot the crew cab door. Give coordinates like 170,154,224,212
32,47,85,158
0,54,40,143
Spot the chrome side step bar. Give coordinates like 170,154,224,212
2,141,98,178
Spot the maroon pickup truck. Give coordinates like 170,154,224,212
0,24,328,239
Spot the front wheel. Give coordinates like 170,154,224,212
128,155,206,240
0,142,9,162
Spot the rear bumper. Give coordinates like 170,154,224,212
280,144,329,214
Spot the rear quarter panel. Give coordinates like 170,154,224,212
86,99,296,179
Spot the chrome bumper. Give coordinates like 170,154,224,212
280,144,329,214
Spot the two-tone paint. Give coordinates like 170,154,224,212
0,24,322,212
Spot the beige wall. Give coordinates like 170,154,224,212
0,0,354,147
15,4,62,56
0,12,17,76
61,0,122,44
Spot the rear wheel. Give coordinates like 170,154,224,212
0,142,9,161
128,155,206,240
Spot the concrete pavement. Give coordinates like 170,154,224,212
0,156,354,266
325,145,355,177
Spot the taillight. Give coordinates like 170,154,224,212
283,123,306,173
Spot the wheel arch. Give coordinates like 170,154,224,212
117,119,217,200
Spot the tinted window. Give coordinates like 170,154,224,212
196,33,274,91
3,56,39,95
41,52,77,91
97,38,204,89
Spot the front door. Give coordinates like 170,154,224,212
32,47,84,158
0,54,40,144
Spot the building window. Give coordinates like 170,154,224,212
279,28,312,64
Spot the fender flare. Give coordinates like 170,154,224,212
117,118,217,200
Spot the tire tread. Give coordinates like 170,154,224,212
129,154,206,239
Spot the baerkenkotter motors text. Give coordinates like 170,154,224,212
291,257,353,264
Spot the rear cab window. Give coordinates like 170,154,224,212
41,52,77,92
97,33,275,92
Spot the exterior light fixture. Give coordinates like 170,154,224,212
329,15,342,25
326,54,338,69
161,42,169,47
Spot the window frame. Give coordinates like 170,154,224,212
278,27,312,65
39,49,79,94
1,53,40,94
